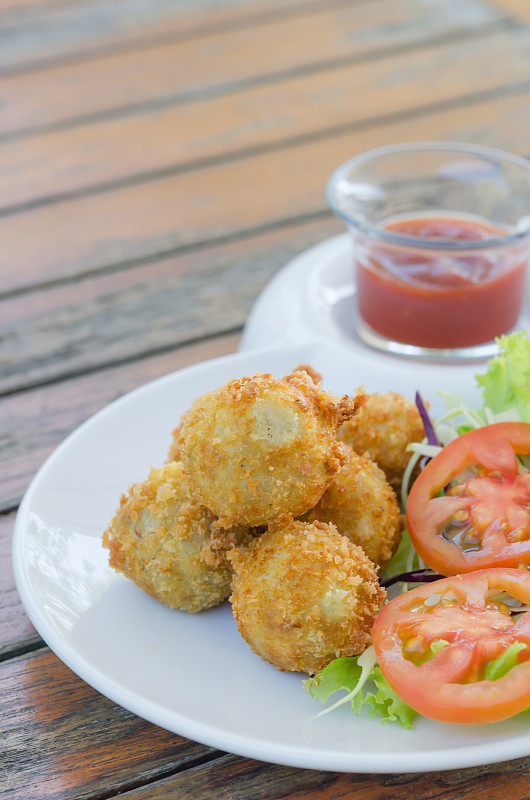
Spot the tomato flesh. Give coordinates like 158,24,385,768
372,569,530,723
444,469,530,549
406,423,530,575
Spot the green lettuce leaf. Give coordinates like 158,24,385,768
303,646,417,729
485,641,527,681
363,665,417,728
476,331,530,422
304,656,366,714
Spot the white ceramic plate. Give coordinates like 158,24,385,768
13,342,530,773
240,234,530,357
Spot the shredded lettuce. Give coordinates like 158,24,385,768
303,646,417,728
303,331,530,729
401,332,530,490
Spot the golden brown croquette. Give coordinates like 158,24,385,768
302,450,403,572
103,461,255,613
229,520,385,674
337,392,424,490
177,370,366,526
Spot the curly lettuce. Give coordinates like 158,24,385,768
303,646,417,729
476,331,530,423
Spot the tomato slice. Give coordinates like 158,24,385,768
406,422,530,575
372,568,530,723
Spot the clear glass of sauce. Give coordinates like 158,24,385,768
327,142,530,359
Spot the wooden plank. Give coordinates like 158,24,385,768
0,218,341,394
492,0,530,24
114,752,530,799
3,52,530,294
1,0,90,12
0,0,501,138
0,18,520,213
2,649,221,800
0,0,73,12
0,333,241,514
0,0,323,74
0,512,39,656
3,640,530,800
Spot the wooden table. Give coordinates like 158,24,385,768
3,0,530,797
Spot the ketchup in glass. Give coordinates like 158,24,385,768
356,215,528,349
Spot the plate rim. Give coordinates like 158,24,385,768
12,342,530,774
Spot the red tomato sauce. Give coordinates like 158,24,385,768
356,216,528,348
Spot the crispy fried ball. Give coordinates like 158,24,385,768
301,450,403,573
337,391,424,490
167,423,182,463
103,461,255,613
229,520,385,674
293,363,323,385
177,370,366,527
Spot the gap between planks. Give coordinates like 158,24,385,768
0,0,361,77
0,1,505,142
4,78,530,297
0,13,518,213
0,332,244,512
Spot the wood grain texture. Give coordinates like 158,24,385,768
0,512,38,656
0,217,340,394
493,0,530,23
0,0,326,73
4,62,530,294
0,0,500,138
0,333,241,514
93,750,530,799
1,649,221,800
3,2,530,799
0,15,517,213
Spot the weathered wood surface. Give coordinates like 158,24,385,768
0,512,38,656
0,333,241,514
3,0,530,798
0,16,515,212
493,0,530,23
4,27,530,292
96,751,530,799
0,218,340,394
0,0,501,139
0,0,335,74
4,645,530,799
1,649,223,800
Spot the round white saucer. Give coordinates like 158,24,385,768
240,233,530,362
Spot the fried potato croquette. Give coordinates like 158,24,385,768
229,520,385,674
337,391,424,490
103,461,255,613
177,370,366,527
293,363,323,385
301,450,403,573
167,423,182,463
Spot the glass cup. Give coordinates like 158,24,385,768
326,142,530,359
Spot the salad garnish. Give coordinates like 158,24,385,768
303,646,417,729
305,331,530,727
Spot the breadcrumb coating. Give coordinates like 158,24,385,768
103,461,255,613
301,450,403,572
293,363,323,385
177,370,366,526
167,423,182,463
337,391,424,490
229,520,385,674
